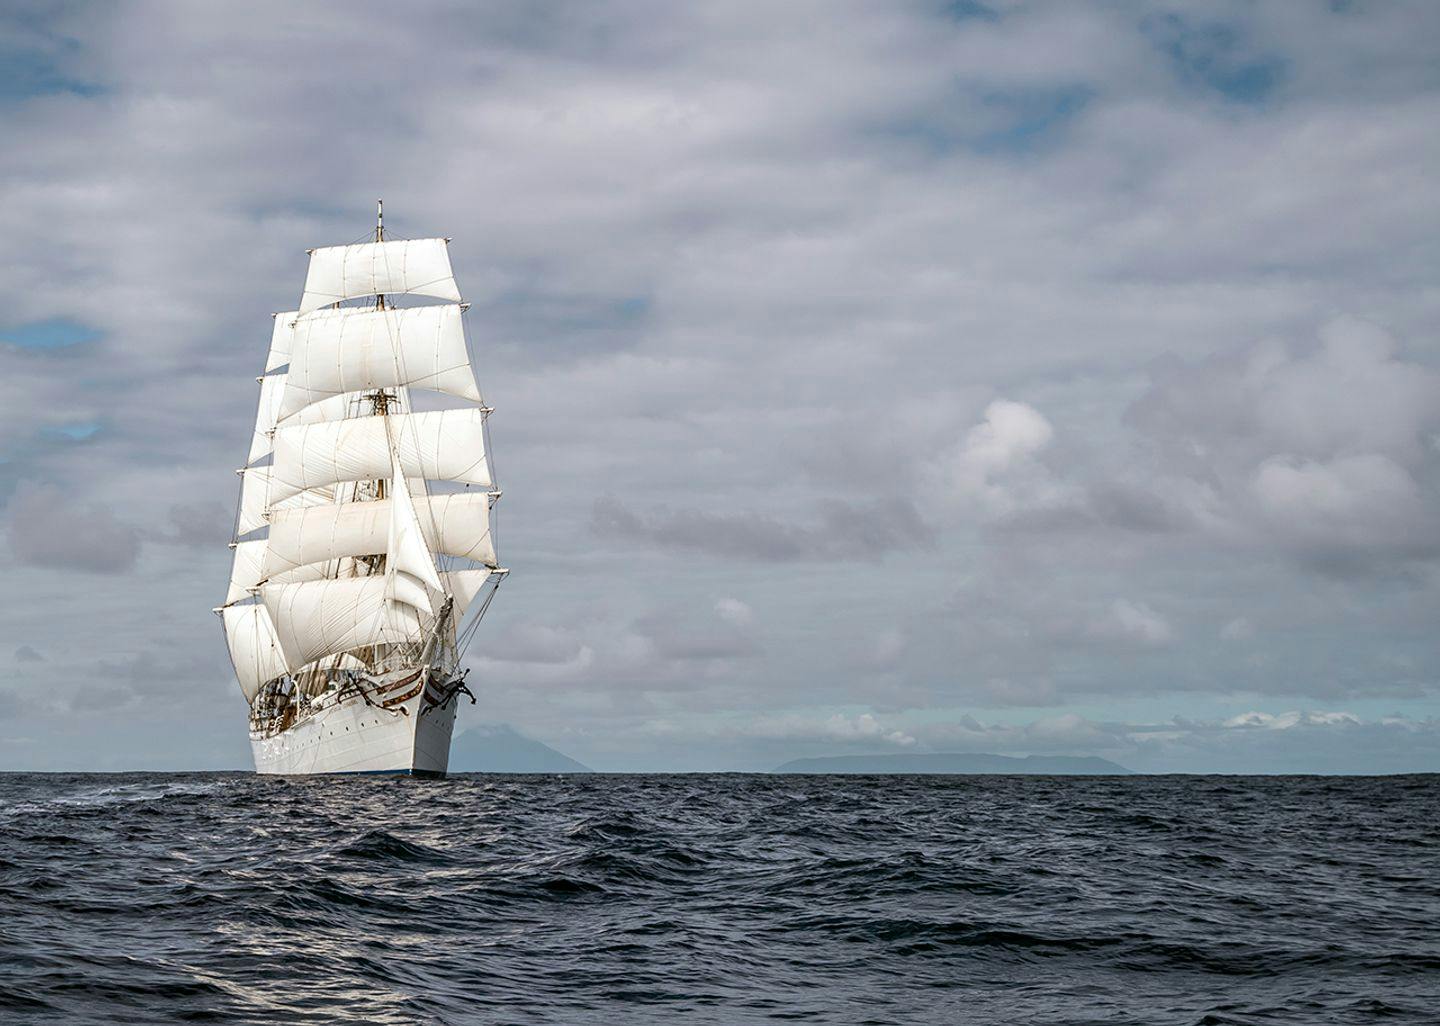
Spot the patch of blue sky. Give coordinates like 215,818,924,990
971,86,1093,154
939,0,1000,24
0,420,105,504
0,318,100,351
42,420,103,442
878,84,1092,158
1142,13,1286,105
0,38,101,100
615,295,650,320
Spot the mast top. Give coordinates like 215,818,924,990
376,198,384,242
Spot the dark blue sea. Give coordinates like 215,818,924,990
0,773,1435,1024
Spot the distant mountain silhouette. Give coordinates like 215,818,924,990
773,752,1133,775
449,724,592,773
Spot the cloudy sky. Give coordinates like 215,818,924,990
1,0,1437,772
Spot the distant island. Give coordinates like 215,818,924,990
448,724,592,773
773,753,1134,775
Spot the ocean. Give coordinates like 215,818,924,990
0,772,1435,1024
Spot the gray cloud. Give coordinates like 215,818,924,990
1123,318,1440,577
164,501,231,548
6,482,141,574
593,495,934,561
632,606,764,662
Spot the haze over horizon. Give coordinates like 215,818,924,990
1,1,1438,774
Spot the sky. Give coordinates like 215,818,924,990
1,0,1437,773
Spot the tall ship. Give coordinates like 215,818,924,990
217,203,506,776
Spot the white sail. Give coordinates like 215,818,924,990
261,577,426,673
266,312,298,373
280,305,479,420
298,238,460,315
248,382,367,467
247,374,287,465
226,539,269,606
282,390,368,427
236,466,338,535
443,568,495,618
222,604,290,703
385,453,444,614
263,493,495,577
229,541,340,606
268,408,491,504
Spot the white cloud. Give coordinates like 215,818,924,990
957,400,1055,478
1219,617,1254,641
1091,599,1175,647
925,399,1067,519
820,712,916,747
1222,710,1361,730
1251,453,1427,548
714,597,754,626
866,627,906,670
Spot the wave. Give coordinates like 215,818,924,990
0,772,1434,1024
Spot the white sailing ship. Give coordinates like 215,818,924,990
217,203,506,777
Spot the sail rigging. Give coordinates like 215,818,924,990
220,207,505,711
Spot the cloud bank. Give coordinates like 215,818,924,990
0,1,1436,770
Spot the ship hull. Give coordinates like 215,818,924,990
250,684,460,777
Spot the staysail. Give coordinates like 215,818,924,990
220,209,504,706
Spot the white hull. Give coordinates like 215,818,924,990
250,684,460,777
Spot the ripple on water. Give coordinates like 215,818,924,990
0,773,1436,1024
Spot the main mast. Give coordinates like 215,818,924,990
366,197,391,673
371,198,390,482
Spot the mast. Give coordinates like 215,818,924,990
372,198,389,481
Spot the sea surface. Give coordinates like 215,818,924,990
0,773,1436,1025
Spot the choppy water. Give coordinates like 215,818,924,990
0,773,1436,1024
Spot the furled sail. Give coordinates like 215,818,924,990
261,577,427,673
222,604,290,703
263,493,496,577
268,408,491,504
280,305,479,420
298,238,460,315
